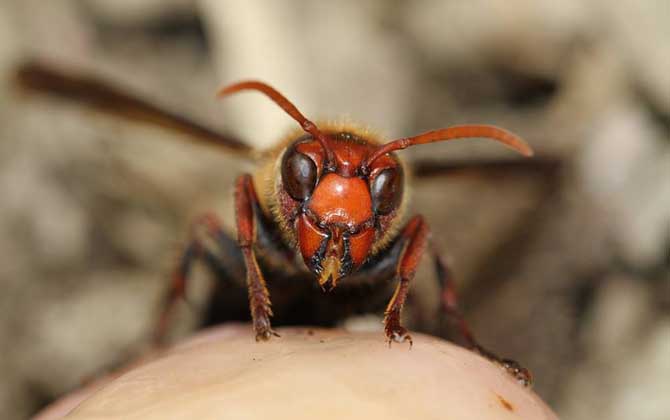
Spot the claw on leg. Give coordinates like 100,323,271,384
385,325,413,348
251,307,279,342
498,358,533,387
384,310,413,349
253,314,280,342
236,175,279,344
255,327,281,342
432,244,532,387
472,345,533,387
382,216,427,349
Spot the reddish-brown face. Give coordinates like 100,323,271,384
280,133,403,289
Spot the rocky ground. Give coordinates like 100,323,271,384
0,1,668,419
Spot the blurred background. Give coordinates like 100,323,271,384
0,1,668,419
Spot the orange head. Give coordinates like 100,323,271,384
218,81,533,290
278,132,404,290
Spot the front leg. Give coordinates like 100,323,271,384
235,174,279,341
384,215,429,347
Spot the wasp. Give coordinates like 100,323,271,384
16,63,533,386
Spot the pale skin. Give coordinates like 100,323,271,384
35,325,558,420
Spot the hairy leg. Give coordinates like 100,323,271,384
235,174,279,341
384,215,430,347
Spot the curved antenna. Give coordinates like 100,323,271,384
363,125,533,170
218,81,334,165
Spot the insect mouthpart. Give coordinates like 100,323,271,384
309,225,355,291
318,256,341,291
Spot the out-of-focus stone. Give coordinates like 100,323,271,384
82,0,195,25
14,0,93,66
581,103,670,268
15,271,163,395
199,0,415,149
559,276,670,420
404,0,589,71
594,0,670,113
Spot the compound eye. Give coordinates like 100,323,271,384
370,167,403,215
281,147,318,201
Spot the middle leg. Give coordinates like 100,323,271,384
153,212,243,345
432,245,532,386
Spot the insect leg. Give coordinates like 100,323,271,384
432,245,533,386
153,213,242,345
384,215,429,347
235,174,279,341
